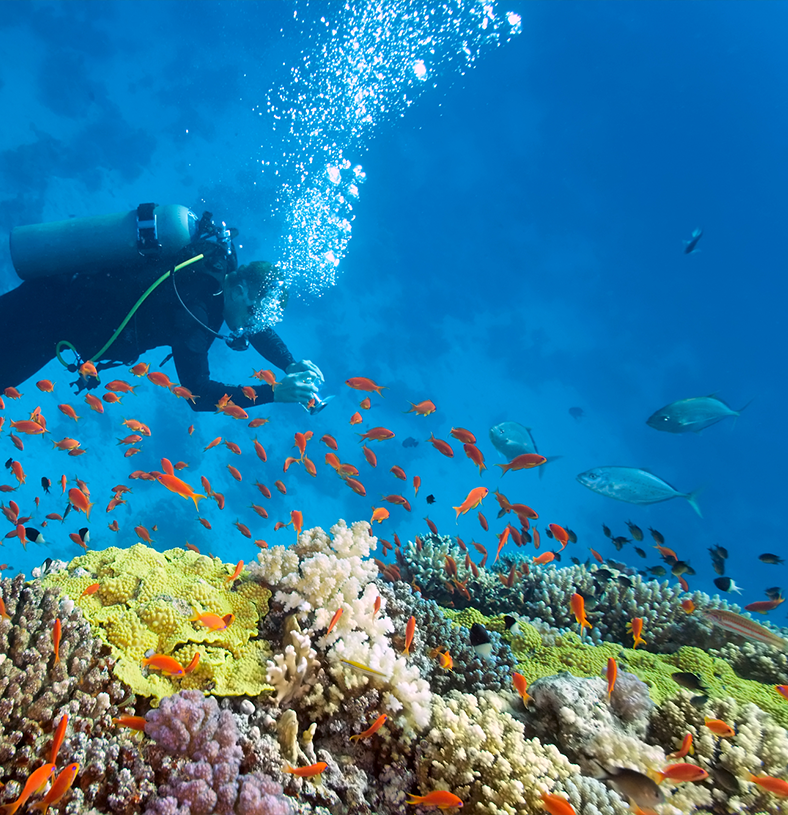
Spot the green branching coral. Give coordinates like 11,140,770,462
42,544,273,702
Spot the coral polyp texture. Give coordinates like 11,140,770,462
40,543,273,701
4,520,788,815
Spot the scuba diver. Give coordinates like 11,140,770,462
1,204,325,412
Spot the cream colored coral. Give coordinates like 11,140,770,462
416,690,576,814
266,629,320,705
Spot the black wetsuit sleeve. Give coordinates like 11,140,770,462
249,327,296,371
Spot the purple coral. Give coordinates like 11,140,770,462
144,690,291,815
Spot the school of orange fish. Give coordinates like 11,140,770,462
1,366,788,812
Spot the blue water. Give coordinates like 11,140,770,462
0,1,785,609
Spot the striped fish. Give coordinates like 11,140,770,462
340,658,391,680
703,608,787,650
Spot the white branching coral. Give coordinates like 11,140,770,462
250,520,432,737
265,628,319,706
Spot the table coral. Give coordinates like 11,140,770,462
41,544,273,702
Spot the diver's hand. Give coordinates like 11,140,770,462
286,359,325,388
273,372,320,406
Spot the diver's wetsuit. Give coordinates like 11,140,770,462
0,265,295,412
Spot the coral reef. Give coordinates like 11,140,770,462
0,574,154,815
41,544,273,701
144,690,291,815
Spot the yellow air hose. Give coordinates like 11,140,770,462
55,254,205,371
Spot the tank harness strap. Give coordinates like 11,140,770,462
136,202,162,258
55,253,205,377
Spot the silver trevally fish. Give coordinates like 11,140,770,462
576,466,702,516
489,422,561,478
646,394,752,434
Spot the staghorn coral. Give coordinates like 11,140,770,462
42,544,273,701
144,690,291,815
0,574,154,815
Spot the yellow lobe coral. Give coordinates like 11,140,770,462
42,544,274,702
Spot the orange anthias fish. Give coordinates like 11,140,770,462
450,427,476,444
141,654,186,677
405,790,463,809
452,486,488,520
129,362,150,377
532,551,555,566
29,762,80,815
326,608,343,634
284,761,328,779
654,763,709,784
744,598,785,614
570,593,592,635
704,717,735,738
290,510,303,535
681,599,695,614
36,379,55,392
113,715,147,731
0,762,56,815
52,618,61,663
345,377,387,396
403,615,416,655
427,433,453,457
405,400,436,416
371,507,390,524
667,733,694,760
748,774,788,797
362,445,377,467
156,473,205,511
358,426,395,442
350,713,387,742
606,657,617,699
49,713,69,764
190,611,234,631
496,453,547,476
512,672,530,705
225,560,244,584
67,487,94,520
627,617,647,649
463,443,486,475
413,475,421,497
540,791,577,815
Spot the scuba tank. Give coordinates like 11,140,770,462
9,203,199,280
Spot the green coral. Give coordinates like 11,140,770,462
42,544,273,702
444,606,788,727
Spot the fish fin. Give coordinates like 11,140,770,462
537,455,563,480
685,487,704,518
732,397,755,426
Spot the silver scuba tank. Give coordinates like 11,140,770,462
9,203,197,280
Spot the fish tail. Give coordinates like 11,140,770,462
733,397,755,425
685,488,703,518
191,493,206,512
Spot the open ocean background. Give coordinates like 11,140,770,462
0,1,785,610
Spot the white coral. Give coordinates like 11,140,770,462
265,629,319,705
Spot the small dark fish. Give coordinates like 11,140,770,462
426,495,436,505
568,407,584,421
765,586,783,601
626,521,644,541
78,527,90,544
469,622,492,660
553,551,562,562
611,536,629,551
41,477,51,494
545,527,553,539
599,767,665,809
594,568,613,582
716,546,729,559
25,527,45,545
607,559,628,572
649,527,664,545
402,437,419,448
709,544,728,560
63,503,73,521
3,458,12,471
714,576,743,594
565,528,577,543
647,565,666,577
689,694,708,709
634,547,646,558
683,227,703,254
522,530,532,544
711,557,726,576
503,615,521,636
602,524,612,538
759,553,784,565
711,767,740,794
672,671,705,691
570,557,580,566
617,575,632,589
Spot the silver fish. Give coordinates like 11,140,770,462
683,227,703,254
576,466,701,516
646,394,751,434
489,421,561,478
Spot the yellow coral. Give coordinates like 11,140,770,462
43,544,273,702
